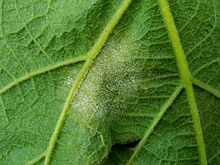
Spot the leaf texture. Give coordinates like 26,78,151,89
0,0,220,165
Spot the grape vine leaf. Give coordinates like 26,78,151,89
0,0,220,164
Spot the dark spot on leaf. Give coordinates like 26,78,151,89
113,139,140,148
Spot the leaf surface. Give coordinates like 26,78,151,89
0,0,220,164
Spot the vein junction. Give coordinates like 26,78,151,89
157,0,207,164
42,0,133,164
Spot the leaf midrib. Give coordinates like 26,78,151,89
127,0,220,164
157,0,207,164
43,0,133,164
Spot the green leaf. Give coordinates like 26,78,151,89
0,0,220,164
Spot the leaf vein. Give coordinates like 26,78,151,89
157,0,207,164
14,0,54,63
193,78,220,98
43,0,133,164
127,84,183,164
0,56,87,95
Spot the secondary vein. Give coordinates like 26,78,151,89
157,0,207,164
127,84,183,164
193,78,220,98
26,151,46,165
0,56,87,95
44,0,133,164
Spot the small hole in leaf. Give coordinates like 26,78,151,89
101,139,140,164
114,139,140,148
